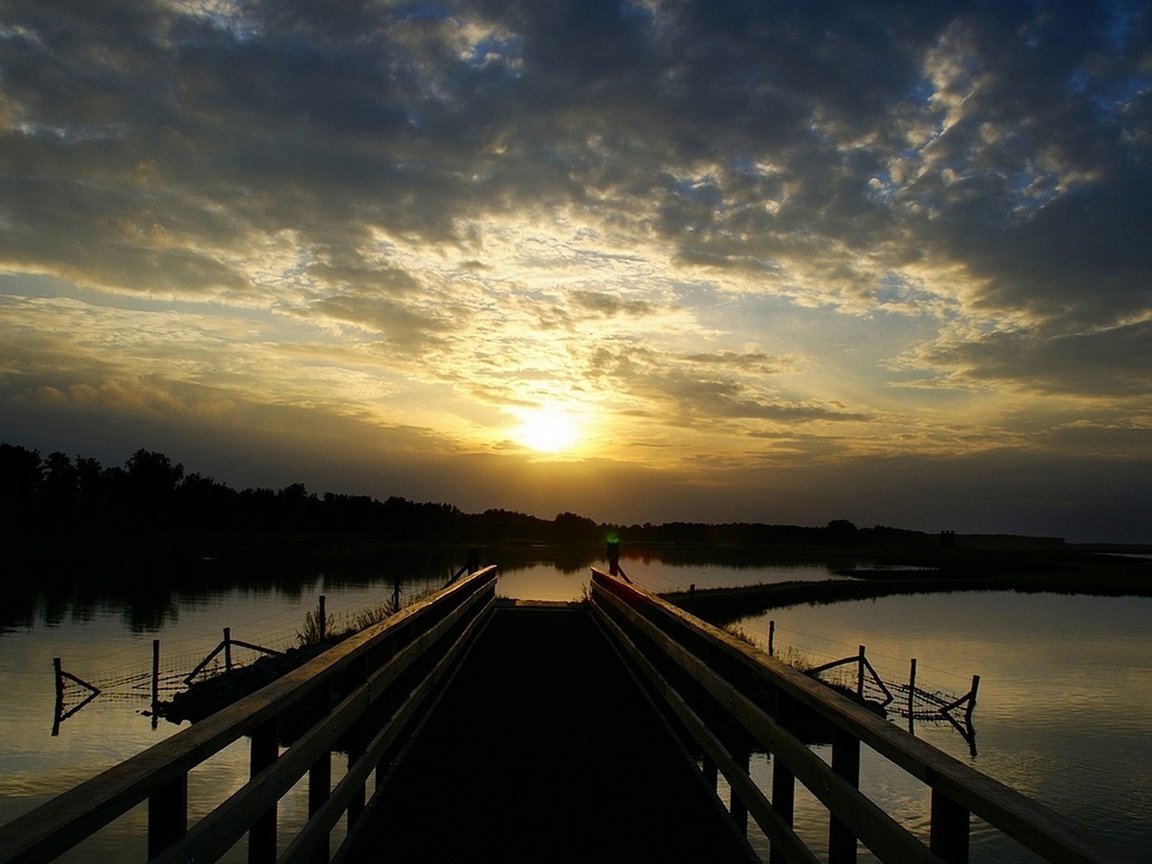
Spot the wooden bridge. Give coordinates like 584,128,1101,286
0,566,1128,864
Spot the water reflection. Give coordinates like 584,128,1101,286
3,544,482,632
4,555,1149,864
737,591,1152,863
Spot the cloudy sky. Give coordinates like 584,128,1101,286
1,0,1150,542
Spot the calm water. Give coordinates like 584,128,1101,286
735,592,1152,863
1,556,1148,862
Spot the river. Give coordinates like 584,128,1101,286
1,553,1148,862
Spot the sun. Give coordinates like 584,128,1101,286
514,406,582,453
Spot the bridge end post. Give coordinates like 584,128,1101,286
828,727,861,863
930,789,970,863
148,774,188,859
249,718,279,864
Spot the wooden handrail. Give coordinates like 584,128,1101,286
589,568,1127,864
0,566,497,864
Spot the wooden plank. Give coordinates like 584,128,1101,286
0,568,496,864
592,583,945,864
591,570,1124,864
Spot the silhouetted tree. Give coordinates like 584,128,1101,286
178,473,240,531
40,452,79,527
825,519,859,545
4,438,961,571
0,443,42,529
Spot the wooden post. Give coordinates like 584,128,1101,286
966,675,981,724
318,595,327,643
467,548,480,574
768,620,775,657
688,583,695,599
52,657,64,737
392,576,401,613
224,627,233,673
856,645,866,700
249,717,279,864
829,728,861,864
148,774,188,859
730,749,750,836
908,658,917,734
152,639,161,729
53,657,64,709
345,655,369,828
770,758,795,864
308,681,332,864
607,538,620,576
930,788,970,863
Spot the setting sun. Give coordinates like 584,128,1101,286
514,407,582,453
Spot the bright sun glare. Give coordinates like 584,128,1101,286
514,407,581,453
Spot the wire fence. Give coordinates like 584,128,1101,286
50,561,982,754
50,579,442,734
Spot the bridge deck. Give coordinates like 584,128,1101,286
338,601,756,863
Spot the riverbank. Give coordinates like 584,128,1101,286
661,555,1152,625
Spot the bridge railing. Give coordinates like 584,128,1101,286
588,568,1119,864
0,565,498,864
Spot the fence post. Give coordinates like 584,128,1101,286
966,675,981,724
53,657,64,710
908,658,917,733
152,639,161,729
857,645,866,700
223,628,233,673
52,657,64,737
318,595,327,642
768,620,775,657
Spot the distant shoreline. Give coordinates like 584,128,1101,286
661,562,1152,626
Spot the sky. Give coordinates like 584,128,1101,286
1,0,1150,543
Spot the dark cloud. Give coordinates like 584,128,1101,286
569,290,654,317
309,292,457,346
924,319,1152,397
682,351,789,373
586,344,867,426
307,262,422,295
3,0,1149,308
1,0,1150,539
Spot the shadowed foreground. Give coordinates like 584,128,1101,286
338,602,755,863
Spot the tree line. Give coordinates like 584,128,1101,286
1,441,961,551
0,443,608,545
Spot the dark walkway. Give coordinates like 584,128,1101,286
339,603,756,863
